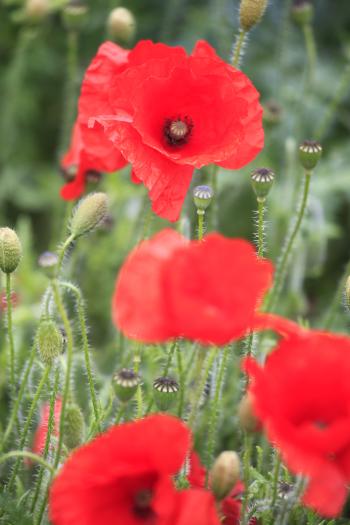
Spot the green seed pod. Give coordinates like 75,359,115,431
62,0,88,31
291,0,314,26
107,7,136,42
299,140,322,170
36,319,63,365
0,228,22,274
193,185,214,212
210,451,241,501
63,403,85,450
70,193,108,239
239,0,268,31
251,168,275,202
153,376,179,411
113,368,140,403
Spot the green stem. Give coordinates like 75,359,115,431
271,453,282,509
115,404,126,424
135,385,143,419
55,234,75,277
0,451,55,475
205,346,229,485
176,345,185,418
264,171,312,312
257,199,265,258
60,282,101,433
5,273,15,396
241,433,253,525
232,29,247,69
7,365,51,491
188,349,216,428
197,211,205,241
302,23,317,86
163,340,178,376
322,258,350,329
30,366,60,514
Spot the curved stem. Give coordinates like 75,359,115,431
271,453,282,509
60,281,101,432
7,365,51,491
264,171,312,312
0,451,55,475
232,29,247,69
55,234,75,277
5,273,16,396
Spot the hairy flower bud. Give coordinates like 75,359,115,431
0,228,22,274
36,319,63,365
299,140,322,170
63,403,85,450
70,193,108,238
153,376,179,411
238,393,260,432
113,368,140,403
251,168,275,202
107,7,136,42
239,0,268,31
210,451,241,500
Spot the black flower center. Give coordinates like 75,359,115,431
164,116,193,147
133,489,154,520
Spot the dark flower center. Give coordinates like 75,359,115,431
133,489,154,520
164,116,193,147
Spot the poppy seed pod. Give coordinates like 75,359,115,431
251,168,275,202
63,403,85,450
193,185,214,212
0,228,22,274
291,0,314,26
107,7,136,42
239,0,268,32
210,451,241,501
113,368,140,403
36,319,64,365
70,192,108,238
153,376,179,411
299,140,322,170
62,0,88,31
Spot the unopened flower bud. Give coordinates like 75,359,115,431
107,7,136,42
38,251,59,278
239,0,268,31
0,228,22,274
299,140,322,170
193,185,214,213
238,393,260,432
25,0,50,22
153,376,179,411
113,368,140,403
251,168,275,202
291,0,314,26
36,319,63,365
63,403,85,450
210,451,241,500
62,0,88,31
70,192,108,238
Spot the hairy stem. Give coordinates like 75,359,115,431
232,29,247,69
6,273,16,396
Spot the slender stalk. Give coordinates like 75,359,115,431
197,211,205,241
163,340,178,376
271,453,282,509
205,346,229,484
232,29,247,69
241,433,253,525
60,282,101,432
257,199,265,258
135,385,143,419
264,171,312,312
7,365,51,491
55,234,75,277
302,23,317,86
322,258,350,329
115,404,126,425
5,273,16,396
176,345,185,418
188,349,216,428
0,451,55,475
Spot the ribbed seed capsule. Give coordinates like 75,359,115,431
299,140,322,170
63,403,85,450
36,319,63,365
210,451,241,500
251,168,275,202
153,376,179,411
239,0,268,31
70,193,108,238
0,228,22,274
113,368,140,403
193,185,214,212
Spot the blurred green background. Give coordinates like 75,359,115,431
1,0,350,352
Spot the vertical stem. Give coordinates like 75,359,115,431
197,211,205,241
232,29,247,69
271,453,282,508
5,273,15,395
188,349,216,428
302,23,317,86
176,345,185,419
241,433,253,524
257,199,265,258
163,340,178,376
322,258,350,329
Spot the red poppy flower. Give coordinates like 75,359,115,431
49,414,220,525
244,330,350,517
32,399,62,459
79,39,264,221
113,230,274,345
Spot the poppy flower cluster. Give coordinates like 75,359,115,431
245,329,350,517
112,229,279,345
49,414,220,525
61,39,264,221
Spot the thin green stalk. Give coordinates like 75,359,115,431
6,273,16,396
115,404,126,425
135,385,143,420
271,453,282,509
264,171,312,312
197,211,205,241
163,340,178,376
188,349,216,428
241,433,253,525
176,345,185,418
205,346,229,484
322,258,350,329
30,366,60,514
232,29,247,69
0,451,55,475
7,365,51,491
55,234,75,277
302,23,317,86
60,282,101,432
257,199,265,258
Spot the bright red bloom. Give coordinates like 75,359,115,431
32,399,62,458
245,330,350,517
49,414,220,525
113,230,273,345
79,39,263,221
